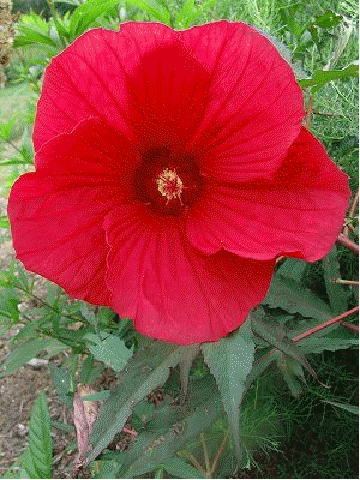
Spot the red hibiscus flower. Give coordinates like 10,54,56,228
8,21,350,344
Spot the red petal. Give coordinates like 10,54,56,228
181,22,304,182
33,23,186,152
35,117,139,201
7,172,117,305
104,204,275,344
34,22,302,186
187,128,350,261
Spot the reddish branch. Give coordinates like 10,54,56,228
343,189,359,237
340,321,359,334
336,233,359,255
304,95,314,129
292,306,359,343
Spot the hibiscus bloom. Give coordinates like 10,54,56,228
8,21,350,344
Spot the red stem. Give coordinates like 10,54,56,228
292,306,359,343
336,233,359,255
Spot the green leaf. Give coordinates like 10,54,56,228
276,352,306,397
276,258,307,282
92,459,119,479
321,400,359,414
1,338,49,376
162,456,206,478
81,390,111,402
70,0,126,38
14,26,57,48
49,365,73,407
174,0,195,28
0,117,17,141
250,308,317,380
79,354,105,385
24,393,53,479
298,64,359,92
126,0,171,23
322,247,348,314
86,340,187,465
80,303,97,326
118,385,223,478
264,274,332,320
174,0,216,28
84,331,133,372
244,348,280,391
315,10,343,29
0,287,19,321
201,319,254,466
51,420,75,432
297,324,359,354
179,344,200,404
0,215,9,228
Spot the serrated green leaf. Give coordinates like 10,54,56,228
322,400,359,414
27,393,53,478
276,352,306,397
162,456,206,478
264,274,332,319
70,0,125,38
244,348,281,392
118,388,223,478
201,319,254,466
1,338,49,376
21,448,37,479
179,344,200,404
298,64,359,91
276,258,307,282
84,332,133,372
297,324,359,354
126,0,171,23
10,322,38,343
323,247,348,314
86,340,187,465
250,308,317,380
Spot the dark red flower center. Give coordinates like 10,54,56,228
133,147,203,215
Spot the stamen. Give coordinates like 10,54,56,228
156,168,183,204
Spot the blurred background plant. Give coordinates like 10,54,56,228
0,0,358,478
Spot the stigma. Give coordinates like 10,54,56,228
156,168,183,204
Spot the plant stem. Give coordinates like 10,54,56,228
334,279,359,285
16,284,83,322
200,433,211,477
340,321,359,334
7,139,22,153
182,451,207,477
210,429,230,477
343,189,359,236
292,306,359,343
336,233,359,255
304,94,314,128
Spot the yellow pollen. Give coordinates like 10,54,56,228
156,168,183,203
